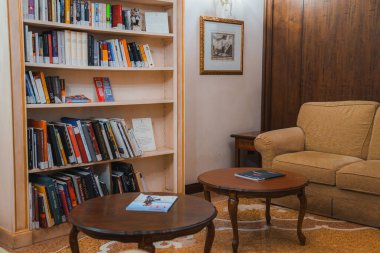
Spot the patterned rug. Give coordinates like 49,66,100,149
10,197,380,253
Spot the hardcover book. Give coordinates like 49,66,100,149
234,170,285,182
126,194,177,213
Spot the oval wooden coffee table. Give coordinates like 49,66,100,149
198,167,308,253
69,192,217,253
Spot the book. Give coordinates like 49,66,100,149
234,170,285,181
132,118,156,152
126,194,177,213
145,12,169,34
93,77,105,102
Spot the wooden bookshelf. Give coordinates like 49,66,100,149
26,99,174,108
25,62,174,71
24,19,174,39
2,0,182,248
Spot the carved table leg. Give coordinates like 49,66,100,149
138,237,155,253
204,221,215,253
228,192,239,253
69,226,80,253
297,188,307,245
265,197,271,225
204,189,211,202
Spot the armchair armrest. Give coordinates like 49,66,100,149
254,127,305,168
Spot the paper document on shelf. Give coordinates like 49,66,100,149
145,12,169,34
132,118,157,152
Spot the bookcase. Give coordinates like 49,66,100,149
4,0,183,247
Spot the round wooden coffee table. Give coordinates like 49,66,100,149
198,167,308,253
69,192,217,253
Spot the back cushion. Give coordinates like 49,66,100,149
297,101,378,159
368,108,380,160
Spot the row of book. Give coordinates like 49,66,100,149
24,26,155,68
29,163,145,229
29,167,108,229
27,118,143,170
23,1,142,31
25,71,115,104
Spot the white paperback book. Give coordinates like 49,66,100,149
132,118,156,152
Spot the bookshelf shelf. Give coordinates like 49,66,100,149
25,63,174,71
26,99,174,109
24,19,174,39
28,147,175,174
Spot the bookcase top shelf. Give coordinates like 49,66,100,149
28,147,175,174
26,99,175,109
24,19,174,39
25,62,174,71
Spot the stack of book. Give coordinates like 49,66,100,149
25,71,67,104
27,117,143,170
24,26,155,68
23,1,145,31
111,162,148,193
28,167,108,229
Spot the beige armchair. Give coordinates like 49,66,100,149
254,101,380,227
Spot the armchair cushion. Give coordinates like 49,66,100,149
273,151,362,185
337,160,380,196
297,101,378,159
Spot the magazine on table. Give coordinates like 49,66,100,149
126,193,178,212
234,170,285,181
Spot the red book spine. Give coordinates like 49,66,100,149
67,125,82,164
111,5,122,28
48,33,53,64
66,180,78,207
87,123,102,161
73,127,89,163
76,178,86,202
58,188,70,219
93,77,105,102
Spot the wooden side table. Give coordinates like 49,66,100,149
230,131,262,167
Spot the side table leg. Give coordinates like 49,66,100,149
138,238,155,253
204,189,211,202
265,197,271,225
69,226,80,253
228,192,239,253
297,189,307,245
204,221,215,253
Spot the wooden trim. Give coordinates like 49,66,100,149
261,0,274,131
0,227,32,249
185,183,204,195
199,16,244,75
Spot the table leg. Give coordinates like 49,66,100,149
204,189,211,202
265,197,271,225
228,192,239,253
204,221,215,253
138,238,155,253
297,189,307,245
235,142,240,167
69,226,80,253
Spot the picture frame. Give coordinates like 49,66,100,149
200,16,244,75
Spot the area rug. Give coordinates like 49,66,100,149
10,197,380,253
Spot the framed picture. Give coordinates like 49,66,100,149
200,16,244,75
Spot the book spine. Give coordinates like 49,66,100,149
67,125,83,164
76,121,92,162
87,123,103,161
106,3,111,28
52,31,59,64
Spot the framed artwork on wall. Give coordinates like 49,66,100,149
200,16,244,75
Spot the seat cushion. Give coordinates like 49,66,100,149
337,160,380,196
273,151,362,185
297,101,378,159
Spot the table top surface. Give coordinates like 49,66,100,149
69,192,216,236
230,131,262,139
198,168,308,193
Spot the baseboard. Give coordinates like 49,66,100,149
0,227,32,249
185,183,203,194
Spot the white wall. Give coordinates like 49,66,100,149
184,0,264,184
0,0,16,232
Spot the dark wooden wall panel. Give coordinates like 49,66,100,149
262,0,380,130
269,0,304,130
